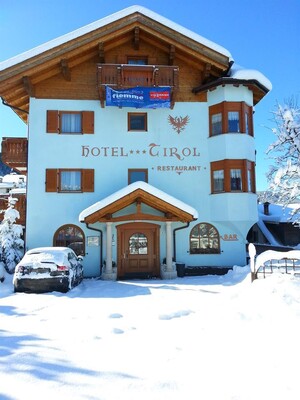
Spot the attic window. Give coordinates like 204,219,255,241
127,57,148,65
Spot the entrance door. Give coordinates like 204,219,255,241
117,223,160,279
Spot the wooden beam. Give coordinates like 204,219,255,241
98,42,105,63
60,59,71,81
169,45,175,65
202,63,212,83
22,76,35,97
133,26,140,50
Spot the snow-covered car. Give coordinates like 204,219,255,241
13,247,83,293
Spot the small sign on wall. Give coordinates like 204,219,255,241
87,236,100,247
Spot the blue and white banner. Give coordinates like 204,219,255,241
105,86,171,108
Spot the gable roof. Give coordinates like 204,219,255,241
0,6,232,72
0,5,270,123
79,181,198,224
0,5,233,123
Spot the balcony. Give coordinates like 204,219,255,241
97,64,179,108
1,137,28,174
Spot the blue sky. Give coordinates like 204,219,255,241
0,0,299,191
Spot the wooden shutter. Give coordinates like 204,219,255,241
82,169,94,192
46,110,59,133
45,169,58,192
82,111,94,134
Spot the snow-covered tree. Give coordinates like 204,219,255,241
0,196,24,273
264,97,300,225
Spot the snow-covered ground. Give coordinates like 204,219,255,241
1,266,300,400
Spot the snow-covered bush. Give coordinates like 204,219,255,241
0,196,24,274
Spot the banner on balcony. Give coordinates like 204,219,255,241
105,86,171,108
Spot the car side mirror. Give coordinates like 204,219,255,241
77,255,83,261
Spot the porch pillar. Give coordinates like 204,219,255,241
101,222,117,280
161,221,177,280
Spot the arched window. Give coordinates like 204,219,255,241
53,224,85,256
190,223,220,254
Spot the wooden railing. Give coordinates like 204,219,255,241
97,64,179,107
0,194,26,226
1,138,28,173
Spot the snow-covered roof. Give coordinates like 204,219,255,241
0,5,232,72
10,188,26,195
258,203,299,224
79,181,198,221
2,173,26,184
229,64,272,91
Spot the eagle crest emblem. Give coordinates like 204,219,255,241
168,115,190,134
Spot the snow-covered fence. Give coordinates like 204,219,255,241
251,248,300,281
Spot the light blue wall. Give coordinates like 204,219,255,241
26,84,258,276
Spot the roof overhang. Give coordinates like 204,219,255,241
79,181,198,224
192,77,270,105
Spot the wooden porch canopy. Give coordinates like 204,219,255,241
79,181,198,224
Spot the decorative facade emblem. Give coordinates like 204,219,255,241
168,115,190,134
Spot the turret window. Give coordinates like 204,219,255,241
209,102,253,136
211,160,255,193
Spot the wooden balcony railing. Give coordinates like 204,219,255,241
1,137,28,174
97,64,179,108
0,193,26,226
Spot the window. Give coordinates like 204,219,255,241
230,169,242,190
210,160,255,193
212,170,224,192
61,112,81,133
128,113,147,131
127,57,148,65
128,169,148,184
190,223,220,254
209,102,253,136
45,169,94,193
60,170,81,192
129,233,148,254
211,113,222,136
53,224,85,256
47,110,94,134
228,111,240,133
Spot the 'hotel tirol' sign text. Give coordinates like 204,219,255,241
82,144,200,160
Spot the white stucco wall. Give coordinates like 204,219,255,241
26,84,258,276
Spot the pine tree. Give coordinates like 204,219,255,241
0,196,24,273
